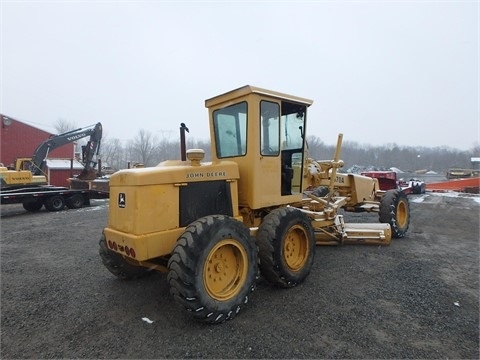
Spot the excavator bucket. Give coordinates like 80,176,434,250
77,168,98,180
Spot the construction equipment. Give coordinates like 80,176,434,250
0,122,107,212
361,170,426,195
0,185,109,212
446,168,480,179
0,122,102,190
99,85,410,323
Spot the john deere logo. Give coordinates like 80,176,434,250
118,193,126,208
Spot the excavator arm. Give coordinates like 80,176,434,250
30,122,103,180
78,123,103,180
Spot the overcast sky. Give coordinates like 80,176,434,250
1,0,478,151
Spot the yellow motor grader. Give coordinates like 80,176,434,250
100,85,410,323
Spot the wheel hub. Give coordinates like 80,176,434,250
397,201,407,227
204,239,248,301
283,225,309,272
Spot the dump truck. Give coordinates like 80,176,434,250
100,85,410,323
0,122,109,211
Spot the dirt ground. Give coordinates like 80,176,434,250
1,192,479,359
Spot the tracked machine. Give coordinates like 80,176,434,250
1,122,103,190
0,122,107,211
100,85,410,323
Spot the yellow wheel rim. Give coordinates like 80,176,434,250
396,200,408,228
283,225,309,272
204,239,248,301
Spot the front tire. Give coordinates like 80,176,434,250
167,215,257,324
379,189,410,238
256,207,315,288
23,199,43,212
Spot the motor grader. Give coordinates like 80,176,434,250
100,85,410,323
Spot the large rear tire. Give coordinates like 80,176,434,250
312,186,329,198
256,207,315,288
379,189,410,238
66,194,85,209
99,234,152,280
411,181,426,195
44,195,65,212
167,215,257,324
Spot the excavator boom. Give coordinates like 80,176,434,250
30,122,102,176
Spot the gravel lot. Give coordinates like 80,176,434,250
1,192,479,359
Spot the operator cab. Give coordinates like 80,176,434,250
205,85,313,210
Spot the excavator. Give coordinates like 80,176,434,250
0,122,102,190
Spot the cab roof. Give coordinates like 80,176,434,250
205,85,314,108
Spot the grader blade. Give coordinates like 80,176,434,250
313,218,391,246
342,223,391,245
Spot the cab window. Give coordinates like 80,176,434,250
280,102,307,195
281,103,306,150
213,102,247,158
260,101,280,156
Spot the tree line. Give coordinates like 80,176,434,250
54,119,477,175
98,130,478,174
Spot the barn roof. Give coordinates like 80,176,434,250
45,158,84,170
1,114,57,135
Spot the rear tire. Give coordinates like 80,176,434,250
312,186,329,197
167,215,257,324
44,195,65,212
412,182,426,194
66,194,85,209
99,234,152,280
23,200,43,212
379,189,410,238
256,207,315,288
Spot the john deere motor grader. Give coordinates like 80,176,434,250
100,85,410,323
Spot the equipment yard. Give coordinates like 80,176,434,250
1,192,478,359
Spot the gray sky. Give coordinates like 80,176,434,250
1,0,478,151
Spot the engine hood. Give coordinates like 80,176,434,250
110,160,240,186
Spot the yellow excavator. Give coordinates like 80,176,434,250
99,85,410,323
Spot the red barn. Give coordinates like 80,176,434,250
1,114,78,186
46,159,85,188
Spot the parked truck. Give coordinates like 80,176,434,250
0,122,109,211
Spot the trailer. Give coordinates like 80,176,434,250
360,171,426,195
0,184,109,212
0,121,109,212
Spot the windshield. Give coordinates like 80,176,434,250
213,102,248,158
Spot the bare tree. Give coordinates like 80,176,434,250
130,129,159,166
101,138,129,171
53,118,77,134
87,129,478,174
154,136,212,163
52,118,84,158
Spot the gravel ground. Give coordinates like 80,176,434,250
1,192,479,359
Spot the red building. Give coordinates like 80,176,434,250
45,159,85,188
1,114,79,186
